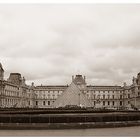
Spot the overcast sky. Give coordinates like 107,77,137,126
0,4,140,86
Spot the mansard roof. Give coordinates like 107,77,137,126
3,80,20,88
3,80,29,89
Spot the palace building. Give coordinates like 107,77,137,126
0,63,140,110
0,63,35,108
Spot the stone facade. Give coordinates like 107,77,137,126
0,64,35,108
0,63,140,110
34,85,67,108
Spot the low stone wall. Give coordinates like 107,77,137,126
0,112,140,123
0,108,139,114
0,109,140,129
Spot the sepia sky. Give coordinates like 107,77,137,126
0,4,140,86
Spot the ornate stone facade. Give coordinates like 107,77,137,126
0,64,35,108
0,63,140,110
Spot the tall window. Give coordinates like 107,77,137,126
120,101,123,106
112,101,114,106
112,95,114,99
120,95,123,99
35,101,38,106
48,101,50,106
43,101,45,106
103,95,105,99
108,95,110,99
103,101,105,106
108,101,110,106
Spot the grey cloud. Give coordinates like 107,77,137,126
0,4,140,86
